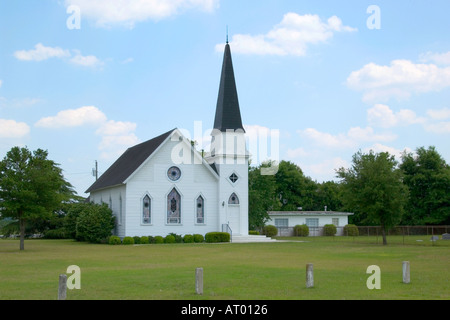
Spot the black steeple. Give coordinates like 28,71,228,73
213,42,245,133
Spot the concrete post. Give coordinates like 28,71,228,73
306,263,314,288
58,274,67,300
195,268,203,295
402,261,410,284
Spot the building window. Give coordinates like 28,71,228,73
167,188,181,224
305,218,319,228
196,196,204,224
229,173,239,183
228,193,239,205
167,166,181,181
332,218,339,226
275,218,288,228
142,195,151,224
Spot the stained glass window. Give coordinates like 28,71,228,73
167,166,181,181
229,173,238,183
167,188,181,224
142,195,151,224
228,193,239,205
196,196,204,224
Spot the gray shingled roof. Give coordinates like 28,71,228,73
85,129,176,193
213,43,245,133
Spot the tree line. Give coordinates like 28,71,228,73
1,145,449,249
249,146,450,244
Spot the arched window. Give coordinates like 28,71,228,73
228,193,239,205
142,195,151,224
196,196,204,224
167,188,181,224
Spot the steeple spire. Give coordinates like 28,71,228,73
213,42,245,133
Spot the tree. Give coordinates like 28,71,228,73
400,146,450,225
0,146,75,250
337,150,408,245
248,161,281,230
75,203,115,243
275,161,317,211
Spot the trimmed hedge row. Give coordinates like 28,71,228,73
108,233,205,245
204,232,230,243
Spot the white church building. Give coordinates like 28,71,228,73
86,42,251,239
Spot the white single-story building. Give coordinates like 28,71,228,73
266,211,354,236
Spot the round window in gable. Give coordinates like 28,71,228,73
167,166,181,181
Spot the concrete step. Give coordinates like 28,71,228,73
231,235,277,243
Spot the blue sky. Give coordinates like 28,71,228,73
1,0,450,196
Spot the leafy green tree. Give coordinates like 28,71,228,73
312,181,344,212
0,146,76,250
75,203,115,243
400,146,450,225
275,161,317,211
337,150,408,245
248,161,281,230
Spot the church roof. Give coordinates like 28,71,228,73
85,129,176,193
213,43,245,133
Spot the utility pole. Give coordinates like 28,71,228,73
92,160,98,181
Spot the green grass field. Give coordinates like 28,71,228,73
0,236,449,300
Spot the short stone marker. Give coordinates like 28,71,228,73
58,274,67,300
306,263,314,288
195,268,203,295
442,233,450,240
430,235,439,241
402,261,410,284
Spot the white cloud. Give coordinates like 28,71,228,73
35,106,107,128
216,12,356,56
0,79,2,88
419,51,450,65
35,106,140,159
14,43,70,61
347,59,450,102
300,126,396,149
65,0,218,28
363,143,412,160
0,119,30,138
367,104,425,128
70,53,103,67
426,107,450,120
424,121,450,134
14,43,102,68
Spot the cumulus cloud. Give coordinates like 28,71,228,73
419,51,450,66
347,59,450,102
299,126,396,149
35,106,140,159
216,12,356,56
65,0,218,28
35,106,107,128
14,43,102,68
367,104,425,128
0,119,30,138
14,43,70,61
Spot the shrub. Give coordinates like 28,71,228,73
193,234,204,243
75,203,116,243
344,224,359,236
108,236,121,245
164,235,176,244
154,236,164,244
183,234,194,243
249,230,260,235
169,233,183,243
205,232,230,243
324,224,337,236
148,236,155,244
263,225,278,237
133,236,141,244
294,224,309,237
122,236,134,245
140,236,149,244
44,228,67,239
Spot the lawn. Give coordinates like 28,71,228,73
0,236,449,300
